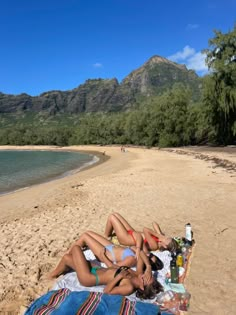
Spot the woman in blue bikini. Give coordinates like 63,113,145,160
66,230,137,268
49,245,163,299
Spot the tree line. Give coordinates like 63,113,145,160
0,26,235,147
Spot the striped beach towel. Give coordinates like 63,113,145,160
24,289,162,315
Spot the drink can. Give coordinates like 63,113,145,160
176,254,183,267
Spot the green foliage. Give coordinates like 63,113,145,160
0,25,235,147
202,25,236,144
0,84,208,147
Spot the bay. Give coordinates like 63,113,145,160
0,150,98,195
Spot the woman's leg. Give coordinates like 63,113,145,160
49,253,75,279
49,247,98,286
75,232,107,259
113,212,135,231
66,231,105,255
71,245,97,286
104,213,136,246
86,231,111,247
66,235,88,254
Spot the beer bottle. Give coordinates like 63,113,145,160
170,253,179,283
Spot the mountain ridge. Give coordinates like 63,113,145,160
0,55,201,115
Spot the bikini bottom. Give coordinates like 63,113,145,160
127,229,136,244
105,244,117,264
90,266,101,285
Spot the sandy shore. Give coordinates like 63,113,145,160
0,145,235,314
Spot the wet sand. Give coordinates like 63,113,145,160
0,145,235,314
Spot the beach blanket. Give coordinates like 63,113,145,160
53,249,172,298
24,288,173,315
26,241,192,315
51,246,193,314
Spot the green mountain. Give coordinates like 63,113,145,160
0,55,201,115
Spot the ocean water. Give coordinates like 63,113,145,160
0,150,98,195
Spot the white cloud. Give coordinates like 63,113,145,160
187,52,208,73
168,46,208,75
93,63,103,68
168,45,195,62
186,24,199,30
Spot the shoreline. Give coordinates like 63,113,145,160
0,147,109,197
0,146,112,223
0,145,235,314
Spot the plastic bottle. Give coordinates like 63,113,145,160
176,252,184,267
179,292,191,311
156,290,175,304
185,223,192,246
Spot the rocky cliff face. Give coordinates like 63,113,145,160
121,56,200,96
0,55,201,115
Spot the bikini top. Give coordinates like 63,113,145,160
105,244,135,264
114,266,130,278
121,247,136,260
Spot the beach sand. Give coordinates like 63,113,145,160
0,145,235,314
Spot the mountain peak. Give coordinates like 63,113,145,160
0,54,200,115
146,55,170,64
146,55,187,70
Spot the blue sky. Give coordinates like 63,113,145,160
0,0,235,96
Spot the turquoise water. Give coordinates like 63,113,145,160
0,150,97,195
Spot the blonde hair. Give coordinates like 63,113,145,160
159,238,179,253
166,238,179,253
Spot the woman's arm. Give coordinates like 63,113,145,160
136,251,152,283
140,250,152,269
115,255,136,267
143,226,166,251
133,231,143,248
152,222,165,235
99,248,136,268
103,271,134,295
99,248,116,267
143,226,162,238
132,231,143,259
136,250,150,273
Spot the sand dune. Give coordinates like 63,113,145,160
0,145,235,314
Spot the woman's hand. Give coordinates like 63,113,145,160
144,265,152,284
99,247,116,268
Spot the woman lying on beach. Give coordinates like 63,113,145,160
49,245,163,299
67,231,137,268
104,212,178,253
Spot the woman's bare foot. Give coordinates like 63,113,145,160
46,271,58,280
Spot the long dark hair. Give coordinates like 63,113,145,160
136,278,163,300
148,253,164,271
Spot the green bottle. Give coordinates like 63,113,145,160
170,255,179,283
